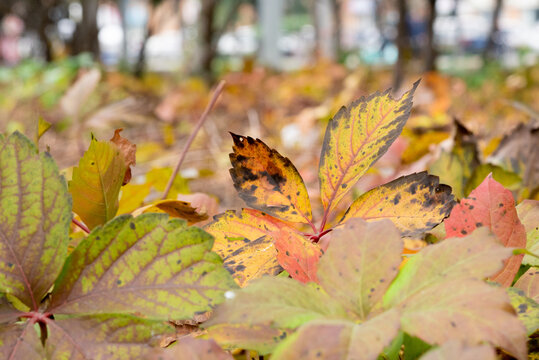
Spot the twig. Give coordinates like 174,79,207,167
72,218,90,234
162,80,226,199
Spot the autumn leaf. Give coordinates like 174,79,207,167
274,229,322,283
507,287,539,336
444,174,526,286
384,228,526,360
420,341,496,360
341,172,455,237
516,200,539,266
153,337,233,360
206,324,288,355
0,132,71,309
317,219,402,319
110,128,136,185
229,133,313,225
69,136,126,229
514,268,539,302
35,116,52,144
49,213,237,319
271,310,400,360
428,121,479,199
117,183,151,215
0,322,44,359
134,199,209,224
204,277,348,330
43,314,174,359
205,209,297,286
318,80,419,213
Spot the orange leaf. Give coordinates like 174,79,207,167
110,128,136,185
318,81,419,214
274,230,322,283
341,172,455,237
445,174,526,287
229,133,313,225
205,209,298,286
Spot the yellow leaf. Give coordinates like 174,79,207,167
341,172,455,237
134,199,208,224
69,138,126,229
205,209,299,286
229,133,313,225
35,117,52,144
146,167,189,198
319,81,419,213
117,183,151,215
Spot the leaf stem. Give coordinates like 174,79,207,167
162,80,226,199
318,208,332,233
72,218,90,234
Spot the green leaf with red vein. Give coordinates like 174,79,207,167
205,209,297,286
49,213,237,319
0,322,44,359
229,133,313,225
0,132,71,310
317,219,402,319
341,172,454,237
444,174,526,286
44,314,174,359
274,229,322,283
318,81,419,213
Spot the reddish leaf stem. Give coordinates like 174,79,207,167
162,80,226,199
72,218,90,234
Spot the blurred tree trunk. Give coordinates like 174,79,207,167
259,0,284,69
393,0,410,91
424,0,437,72
312,0,336,60
483,0,503,60
134,5,154,78
199,0,218,77
73,0,100,58
331,0,342,58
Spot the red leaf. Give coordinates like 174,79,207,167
274,230,323,283
445,174,526,287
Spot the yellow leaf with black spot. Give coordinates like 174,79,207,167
318,81,420,213
229,133,313,225
205,209,299,286
341,172,455,237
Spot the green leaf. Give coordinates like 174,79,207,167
317,219,402,319
384,228,513,307
419,341,496,360
318,81,419,213
45,314,174,359
341,172,455,237
271,309,400,360
0,132,71,309
49,213,237,320
403,333,432,359
69,137,126,229
204,277,348,330
507,287,539,336
517,200,539,266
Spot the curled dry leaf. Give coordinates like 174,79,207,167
134,199,209,225
110,128,136,185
